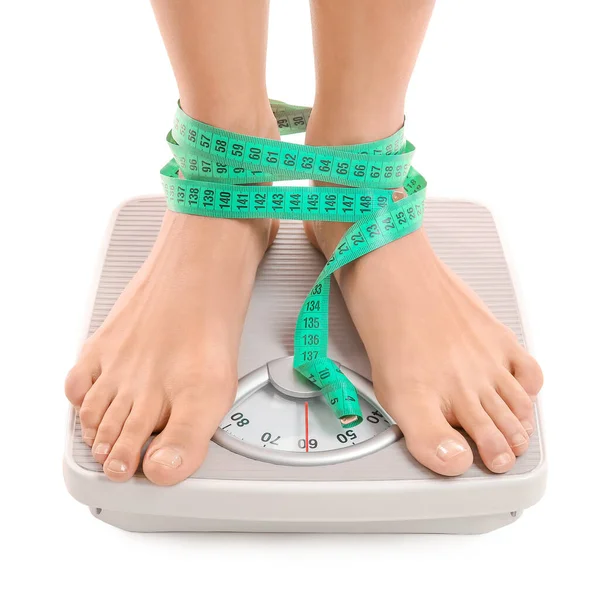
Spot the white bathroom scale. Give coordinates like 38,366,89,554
63,196,547,534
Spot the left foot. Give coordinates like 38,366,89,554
304,218,543,477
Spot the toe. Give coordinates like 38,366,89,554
495,369,535,436
64,357,100,407
509,346,543,396
78,377,117,446
480,387,530,456
453,394,515,473
143,387,230,486
386,389,474,477
91,396,132,467
102,395,163,482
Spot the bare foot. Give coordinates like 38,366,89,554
66,187,278,486
304,218,543,476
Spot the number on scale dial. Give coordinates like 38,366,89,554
218,383,391,453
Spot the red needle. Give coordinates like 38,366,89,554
304,401,309,452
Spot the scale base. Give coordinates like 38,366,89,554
64,196,546,535
92,507,522,535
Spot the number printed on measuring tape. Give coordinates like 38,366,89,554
161,99,427,426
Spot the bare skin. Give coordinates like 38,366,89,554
65,0,279,485
304,0,543,475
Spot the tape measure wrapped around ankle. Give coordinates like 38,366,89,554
161,100,427,427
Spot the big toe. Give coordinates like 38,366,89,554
385,389,474,476
102,393,162,482
453,395,516,474
143,387,231,486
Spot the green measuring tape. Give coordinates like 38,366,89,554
161,100,426,427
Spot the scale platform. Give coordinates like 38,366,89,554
63,196,546,534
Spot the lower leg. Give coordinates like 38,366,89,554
154,0,275,134
306,0,543,476
305,0,433,251
65,0,276,485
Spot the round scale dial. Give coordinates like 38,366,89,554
213,357,400,466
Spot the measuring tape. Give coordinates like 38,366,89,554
161,100,426,427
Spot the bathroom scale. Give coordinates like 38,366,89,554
63,195,546,533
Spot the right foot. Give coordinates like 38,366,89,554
65,211,277,485
65,108,280,485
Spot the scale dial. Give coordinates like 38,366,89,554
212,357,401,466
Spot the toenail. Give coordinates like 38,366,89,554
93,442,111,455
492,453,512,470
106,459,127,473
150,447,182,469
521,420,534,435
82,429,96,441
511,433,528,448
436,439,467,461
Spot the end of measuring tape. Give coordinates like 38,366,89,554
294,357,363,427
323,379,364,428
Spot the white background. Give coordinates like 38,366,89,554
1,1,598,598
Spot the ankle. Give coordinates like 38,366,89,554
304,220,351,260
340,227,434,292
180,96,279,140
176,98,280,252
304,103,407,257
161,210,275,261
305,103,405,147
